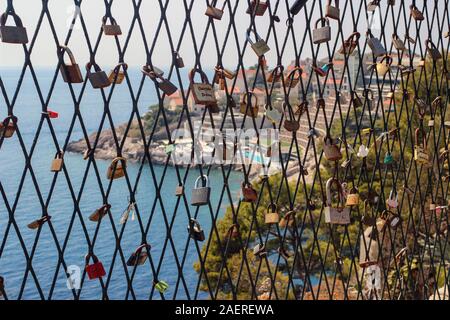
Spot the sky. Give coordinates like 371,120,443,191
0,0,443,68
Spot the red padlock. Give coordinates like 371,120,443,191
85,254,106,280
48,110,59,119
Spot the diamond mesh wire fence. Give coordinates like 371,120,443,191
0,0,449,300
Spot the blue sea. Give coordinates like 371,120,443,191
0,67,242,300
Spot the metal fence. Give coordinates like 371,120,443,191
0,0,449,300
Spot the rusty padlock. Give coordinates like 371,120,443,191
189,68,216,105
0,11,28,44
313,17,331,44
174,51,184,68
127,244,151,266
205,0,227,20
285,67,302,88
247,28,270,57
410,4,424,21
326,0,340,20
108,62,127,84
143,65,178,96
339,32,360,55
246,0,268,16
267,65,284,83
283,103,300,132
58,45,83,84
89,204,111,222
50,151,64,172
102,16,122,36
323,136,342,161
86,62,111,89
0,115,17,139
324,178,351,225
242,182,258,202
106,157,127,180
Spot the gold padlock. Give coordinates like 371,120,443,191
376,55,392,77
346,187,360,206
265,204,279,224
51,151,64,172
108,62,127,84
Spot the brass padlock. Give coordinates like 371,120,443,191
108,63,127,84
51,151,64,172
240,91,259,118
410,4,424,21
326,0,340,20
86,62,111,89
247,28,270,57
279,210,295,228
426,39,442,61
392,34,406,51
323,136,342,161
339,32,360,55
285,67,302,88
246,0,268,16
189,68,216,105
346,187,360,206
89,204,111,222
313,17,331,44
102,16,122,36
324,178,350,225
265,204,279,224
142,65,178,96
175,184,184,196
205,1,227,20
106,157,127,180
0,12,28,44
376,55,392,77
58,45,83,84
414,128,429,164
367,30,387,57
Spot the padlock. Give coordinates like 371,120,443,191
246,0,268,16
189,68,216,105
283,104,300,132
86,62,111,89
102,16,122,36
0,12,28,44
229,224,240,238
174,51,184,68
382,210,402,229
27,215,51,230
187,219,205,241
414,128,429,164
89,204,111,222
50,151,64,172
205,0,227,20
265,204,279,224
386,190,398,208
339,32,360,55
367,0,380,12
346,187,359,206
0,115,17,139
392,34,406,51
313,17,331,44
367,30,387,57
85,254,106,280
126,244,151,267
324,178,351,225
247,28,270,57
313,63,332,77
323,136,342,161
106,157,127,180
58,45,83,84
326,0,340,20
376,55,392,77
267,65,284,83
279,210,295,228
143,65,178,96
352,91,363,108
357,144,369,158
285,67,302,88
240,91,259,118
426,39,442,61
410,4,424,21
383,152,394,165
253,243,267,258
242,182,258,202
191,175,211,206
154,280,169,293
365,89,374,110
175,184,184,196
108,63,127,84
264,105,281,124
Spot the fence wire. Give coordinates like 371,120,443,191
0,0,450,300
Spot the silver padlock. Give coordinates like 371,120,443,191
247,28,270,57
313,18,331,44
367,30,387,57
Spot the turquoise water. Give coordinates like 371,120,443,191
0,68,241,299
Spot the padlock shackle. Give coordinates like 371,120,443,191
194,175,209,188
327,0,339,7
0,11,24,28
58,45,78,66
113,62,128,74
54,150,64,159
315,17,330,29
189,68,210,85
267,203,277,213
2,115,18,126
242,91,259,107
189,218,202,231
86,62,102,73
286,67,303,81
102,15,119,26
380,55,393,65
425,39,437,51
85,253,100,265
246,27,262,45
325,178,345,207
110,156,127,168
134,243,151,255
